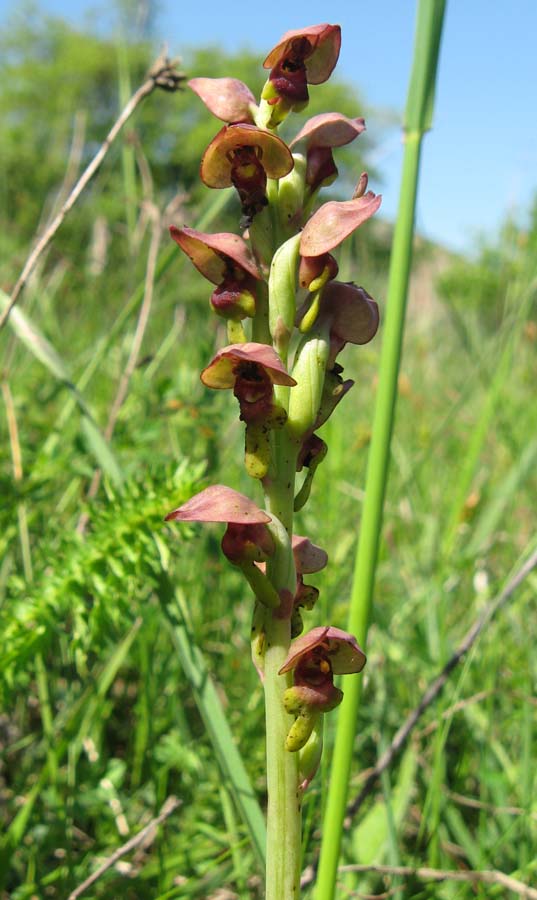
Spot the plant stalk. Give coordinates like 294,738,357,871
263,428,301,899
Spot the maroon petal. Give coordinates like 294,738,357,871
165,484,270,525
201,342,297,389
300,191,382,257
279,625,366,675
290,112,365,149
189,77,256,123
200,124,293,188
169,226,261,284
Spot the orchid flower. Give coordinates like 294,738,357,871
200,123,293,225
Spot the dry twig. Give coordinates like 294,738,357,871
67,796,181,900
0,52,184,331
337,863,537,899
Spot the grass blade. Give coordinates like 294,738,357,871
158,573,266,869
315,4,447,897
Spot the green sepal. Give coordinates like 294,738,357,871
239,561,280,609
287,335,329,440
268,233,300,359
278,154,306,230
266,513,296,599
258,83,294,128
249,205,274,268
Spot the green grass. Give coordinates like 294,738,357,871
1,21,536,900
2,225,535,897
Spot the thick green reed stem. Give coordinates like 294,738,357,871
315,3,446,898
263,431,301,900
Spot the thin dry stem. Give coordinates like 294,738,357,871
337,864,537,899
446,789,537,822
1,53,183,331
67,796,181,900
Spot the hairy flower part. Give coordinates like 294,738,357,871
165,484,275,564
200,124,293,224
188,77,256,123
169,226,261,319
263,24,341,108
291,112,366,193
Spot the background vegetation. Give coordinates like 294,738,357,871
1,7,536,899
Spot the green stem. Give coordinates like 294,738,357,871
262,432,301,899
315,3,446,897
263,617,301,900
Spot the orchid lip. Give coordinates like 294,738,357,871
201,343,297,390
200,124,293,189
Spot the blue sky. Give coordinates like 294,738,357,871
2,0,536,255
